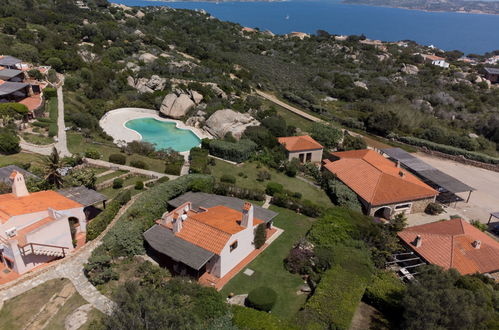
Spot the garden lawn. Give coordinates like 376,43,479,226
0,278,100,330
95,170,128,185
210,160,333,207
0,152,45,168
21,133,54,145
67,133,167,173
221,206,314,320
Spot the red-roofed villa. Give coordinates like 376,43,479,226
0,171,87,275
278,135,323,163
398,218,499,277
323,149,439,218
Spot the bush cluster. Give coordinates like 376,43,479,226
84,149,101,159
109,153,126,165
213,182,265,201
86,190,131,241
245,287,278,312
130,159,148,169
271,193,324,217
206,139,257,163
324,178,363,212
265,182,283,195
363,271,406,319
425,202,444,215
164,153,184,175
189,147,209,174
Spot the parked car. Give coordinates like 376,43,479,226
490,224,499,236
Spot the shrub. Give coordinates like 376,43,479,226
471,219,487,231
220,174,236,184
207,139,257,163
109,153,126,165
254,223,267,249
265,182,283,196
85,149,101,159
43,88,57,98
271,193,324,217
86,190,131,241
310,123,343,149
130,159,148,169
213,183,265,201
0,130,20,154
245,287,277,312
232,306,292,330
135,181,144,190
157,176,170,183
83,252,118,285
425,202,444,215
189,147,209,174
164,153,184,175
285,245,315,275
325,179,362,212
256,170,271,182
113,178,124,189
363,271,405,318
284,159,300,177
48,123,57,137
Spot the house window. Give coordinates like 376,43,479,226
395,203,411,210
230,241,238,252
299,153,305,162
306,153,312,162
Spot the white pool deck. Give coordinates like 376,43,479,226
99,108,212,149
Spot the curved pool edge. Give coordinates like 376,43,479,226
124,117,202,152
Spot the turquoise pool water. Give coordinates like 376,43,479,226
125,118,201,152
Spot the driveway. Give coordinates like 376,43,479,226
412,152,499,224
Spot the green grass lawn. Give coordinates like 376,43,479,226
221,206,314,320
68,133,167,173
0,278,100,330
210,160,333,207
95,170,128,185
21,132,54,145
0,152,45,168
91,167,113,176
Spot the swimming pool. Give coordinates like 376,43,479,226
125,118,201,152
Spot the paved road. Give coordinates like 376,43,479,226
256,90,324,123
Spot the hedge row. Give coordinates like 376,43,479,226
231,306,294,330
206,139,257,163
213,182,265,201
271,193,324,217
189,147,209,174
363,271,406,319
398,136,499,164
86,190,131,241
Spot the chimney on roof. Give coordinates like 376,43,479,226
399,170,405,178
414,235,422,248
472,240,481,249
241,202,254,228
396,160,401,168
172,212,183,233
10,171,29,198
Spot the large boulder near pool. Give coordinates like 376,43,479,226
160,93,195,119
205,109,259,139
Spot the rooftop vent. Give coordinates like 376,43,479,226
399,171,405,178
472,240,481,249
414,235,422,248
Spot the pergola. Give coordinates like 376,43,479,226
488,212,499,225
381,148,475,203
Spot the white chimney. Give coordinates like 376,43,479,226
241,202,254,228
396,160,401,168
472,240,481,249
172,212,183,233
10,171,29,197
414,235,422,248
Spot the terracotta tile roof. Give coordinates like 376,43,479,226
0,191,82,223
278,135,323,152
398,219,499,275
174,205,263,254
323,149,438,206
19,95,43,112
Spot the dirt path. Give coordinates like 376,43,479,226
256,90,324,123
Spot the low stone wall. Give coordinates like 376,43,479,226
420,148,499,173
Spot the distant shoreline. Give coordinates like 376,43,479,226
342,0,499,16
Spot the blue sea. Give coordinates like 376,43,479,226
115,0,499,54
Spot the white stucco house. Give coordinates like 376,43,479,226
144,192,278,280
0,171,88,275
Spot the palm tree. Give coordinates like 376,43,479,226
44,147,64,188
